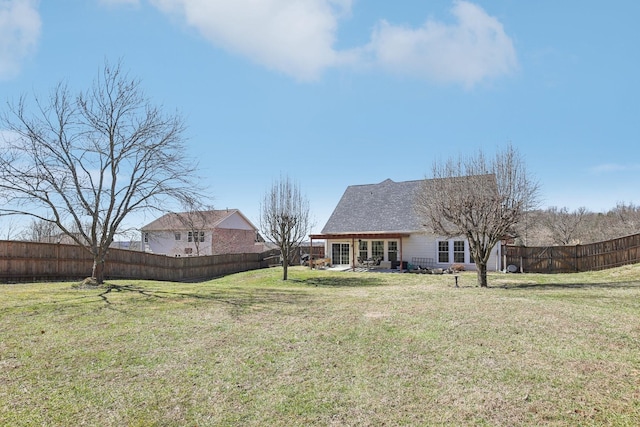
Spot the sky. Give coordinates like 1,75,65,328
1,0,639,235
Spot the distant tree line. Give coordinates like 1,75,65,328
514,202,640,247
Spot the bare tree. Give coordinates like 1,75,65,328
0,218,21,240
259,176,311,280
19,218,61,243
0,60,200,283
540,206,589,245
415,144,539,287
515,202,640,246
608,202,640,237
172,197,214,256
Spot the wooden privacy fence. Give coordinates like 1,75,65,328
0,240,280,282
503,233,640,273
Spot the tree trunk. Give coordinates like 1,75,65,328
282,256,289,280
476,262,488,287
92,258,105,284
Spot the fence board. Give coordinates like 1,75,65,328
503,232,640,273
0,240,279,282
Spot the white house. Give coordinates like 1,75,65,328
310,179,501,271
141,209,265,256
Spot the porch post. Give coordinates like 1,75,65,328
351,236,355,271
309,236,313,270
399,237,404,272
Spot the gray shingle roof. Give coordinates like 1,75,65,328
321,179,424,234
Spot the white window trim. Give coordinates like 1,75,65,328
437,239,470,265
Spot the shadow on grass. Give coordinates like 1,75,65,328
296,276,386,288
499,281,640,291
96,283,314,315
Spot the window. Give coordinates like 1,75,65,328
372,241,384,259
453,241,465,263
188,231,205,243
143,232,148,243
438,241,449,263
388,241,398,262
358,240,368,261
175,232,181,241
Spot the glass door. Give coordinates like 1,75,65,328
388,241,398,262
331,243,350,265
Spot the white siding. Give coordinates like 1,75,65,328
401,234,436,262
406,232,500,271
145,230,213,256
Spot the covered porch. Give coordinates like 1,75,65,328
309,232,411,271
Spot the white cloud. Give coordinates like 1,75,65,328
364,1,518,87
135,0,515,85
0,0,41,80
148,0,355,81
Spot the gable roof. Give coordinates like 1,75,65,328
321,179,424,234
141,209,256,232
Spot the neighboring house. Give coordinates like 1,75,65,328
141,209,264,256
110,240,144,251
310,178,501,271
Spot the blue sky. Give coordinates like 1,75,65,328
1,0,639,234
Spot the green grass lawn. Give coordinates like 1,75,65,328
2,265,640,426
